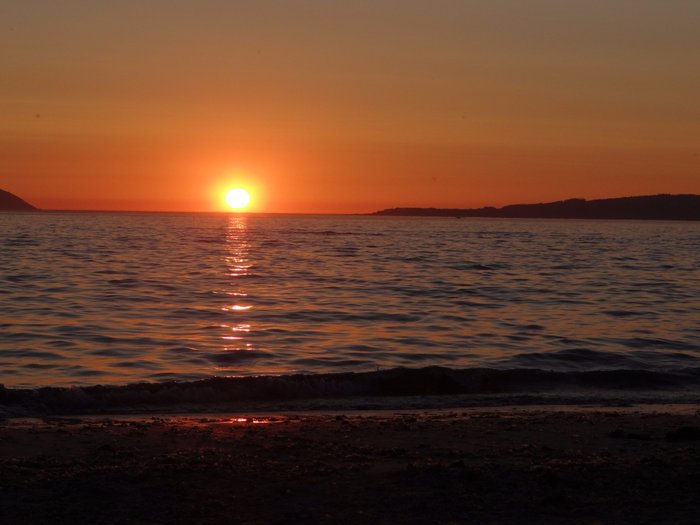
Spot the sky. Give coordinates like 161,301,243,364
1,0,699,213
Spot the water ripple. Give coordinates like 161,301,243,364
0,212,698,388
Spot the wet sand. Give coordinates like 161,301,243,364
1,405,699,524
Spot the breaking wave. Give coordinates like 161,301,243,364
3,366,700,415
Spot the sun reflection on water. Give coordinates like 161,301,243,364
222,305,252,311
219,216,255,359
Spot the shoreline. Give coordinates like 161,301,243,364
5,392,700,420
2,404,699,524
4,365,700,418
5,401,700,424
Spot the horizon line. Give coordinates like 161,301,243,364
31,192,700,215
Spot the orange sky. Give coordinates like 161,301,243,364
1,1,699,213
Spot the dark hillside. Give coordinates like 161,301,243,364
373,194,700,220
0,189,39,211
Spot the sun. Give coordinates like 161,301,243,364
225,188,251,210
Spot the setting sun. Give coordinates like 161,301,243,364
225,188,251,210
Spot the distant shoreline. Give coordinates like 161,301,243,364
0,188,38,211
3,192,699,218
372,194,700,221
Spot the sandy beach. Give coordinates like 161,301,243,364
2,404,699,524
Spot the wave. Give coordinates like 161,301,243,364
494,348,700,370
2,366,700,415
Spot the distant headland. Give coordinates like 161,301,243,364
0,189,39,211
373,194,700,221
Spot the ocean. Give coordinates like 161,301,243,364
1,212,699,392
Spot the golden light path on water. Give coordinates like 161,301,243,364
221,216,254,359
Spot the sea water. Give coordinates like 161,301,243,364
1,212,699,388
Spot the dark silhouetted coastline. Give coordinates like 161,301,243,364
373,194,700,220
0,188,39,211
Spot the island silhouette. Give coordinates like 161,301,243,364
373,194,700,221
0,188,38,211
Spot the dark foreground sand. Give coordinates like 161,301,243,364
1,405,699,524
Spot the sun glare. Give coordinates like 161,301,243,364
225,188,251,210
